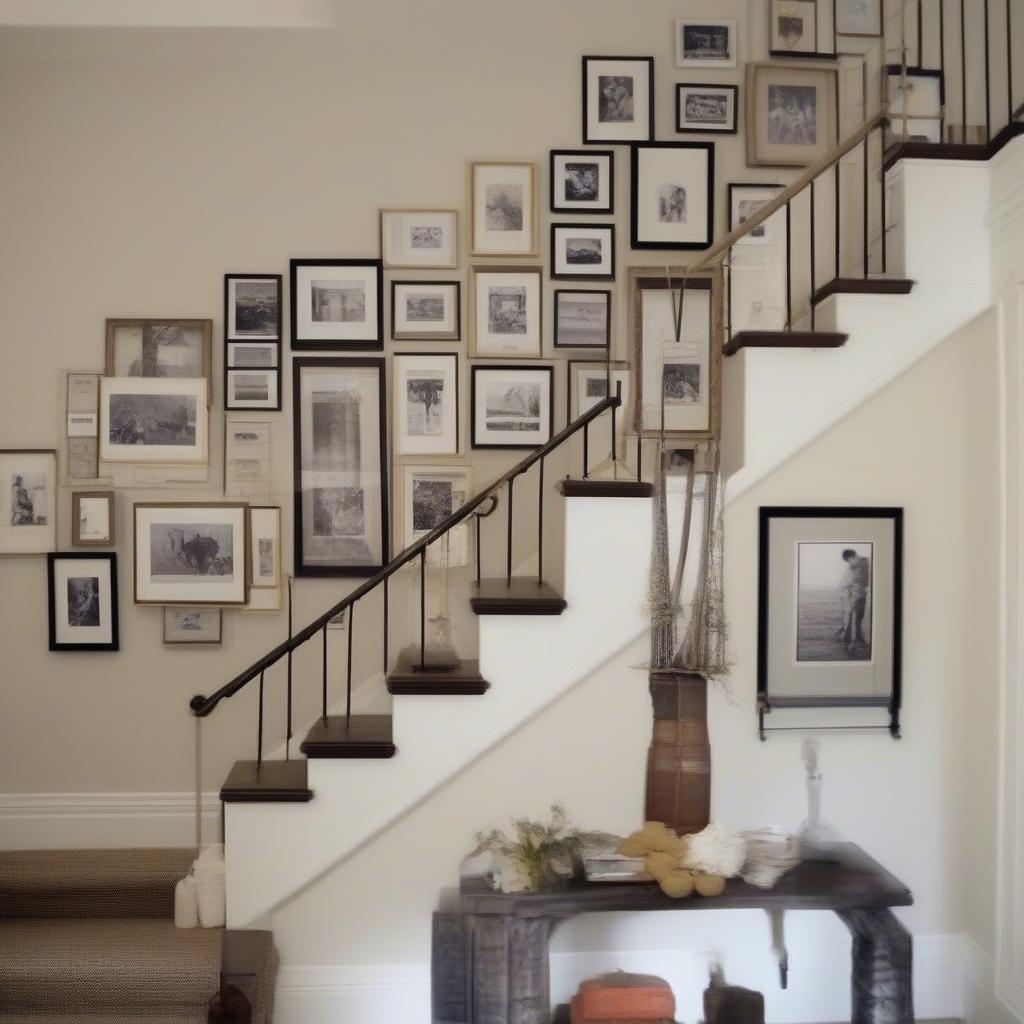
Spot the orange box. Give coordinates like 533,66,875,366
571,972,675,1022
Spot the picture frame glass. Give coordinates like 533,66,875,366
292,261,382,345
392,282,460,340
50,555,116,648
632,145,713,248
555,291,610,349
2,450,57,554
394,353,459,456
550,151,613,212
677,85,737,132
583,58,653,142
472,164,536,256
552,225,614,279
473,367,553,448
226,278,280,340
381,210,457,268
472,269,542,358
676,21,736,68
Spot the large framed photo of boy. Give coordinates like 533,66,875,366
549,150,614,214
675,20,737,69
290,258,384,350
746,62,838,166
470,162,538,258
1,449,57,556
47,552,119,652
757,506,903,714
581,56,654,144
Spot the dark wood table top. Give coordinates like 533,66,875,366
458,843,912,918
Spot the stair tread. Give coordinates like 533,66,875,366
387,658,490,695
301,714,396,758
812,277,915,304
220,759,313,802
724,330,848,357
557,478,654,498
470,578,567,615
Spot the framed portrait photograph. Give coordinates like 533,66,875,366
72,491,114,547
163,607,222,645
676,84,739,134
470,162,538,257
47,552,119,652
470,265,543,358
393,352,460,457
581,56,654,144
391,281,461,341
885,66,943,144
380,209,458,269
554,290,611,350
550,223,615,281
630,142,715,250
769,0,824,56
549,150,614,214
471,364,554,450
133,502,249,605
226,368,280,411
293,358,388,576
757,507,903,712
836,0,882,36
99,377,209,465
105,319,213,405
290,258,384,350
567,360,630,424
225,275,281,341
396,463,473,567
248,505,281,589
629,267,721,440
675,20,737,69
746,62,839,166
1,449,57,556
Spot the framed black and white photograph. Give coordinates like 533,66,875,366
729,183,787,246
225,275,281,341
550,223,615,280
133,502,249,605
769,0,822,56
884,66,943,144
470,162,538,257
567,360,630,424
554,290,611,350
471,365,554,450
675,19,737,68
380,209,458,269
290,258,384,350
99,378,209,465
72,491,114,547
757,507,903,718
582,56,654,144
47,552,119,651
746,62,839,166
105,319,213,405
396,463,473,567
391,281,460,341
163,607,222,645
293,358,388,576
2,449,57,556
676,84,738,134
630,142,715,250
549,150,614,214
65,371,100,480
728,184,789,335
248,505,281,590
470,266,543,359
226,368,280,411
224,420,271,499
393,352,460,457
836,0,882,37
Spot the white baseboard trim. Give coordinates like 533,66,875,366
0,791,220,849
962,935,1024,1024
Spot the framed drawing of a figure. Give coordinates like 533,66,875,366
746,62,838,167
1,449,57,556
582,56,655,144
630,142,715,250
47,552,119,651
293,358,388,576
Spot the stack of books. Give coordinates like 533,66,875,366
569,971,675,1024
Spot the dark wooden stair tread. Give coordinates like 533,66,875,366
220,759,312,803
470,578,567,616
387,658,489,696
557,478,654,498
300,714,396,758
723,330,848,357
812,278,914,304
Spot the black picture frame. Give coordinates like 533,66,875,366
290,258,384,351
675,83,739,134
549,149,615,214
224,274,282,412
292,357,389,577
470,364,555,450
550,223,616,281
768,0,838,59
630,142,715,250
756,506,903,738
553,289,612,350
581,56,655,145
389,280,461,341
47,551,119,652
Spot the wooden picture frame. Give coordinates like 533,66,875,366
769,0,837,58
582,56,655,143
224,274,282,411
471,364,554,450
72,491,115,547
469,265,543,359
105,319,213,405
248,505,281,590
394,462,474,568
676,83,739,134
390,280,461,341
380,208,459,269
630,142,715,250
567,359,631,424
290,258,384,351
549,150,615,214
393,352,460,457
48,551,119,652
470,162,539,258
550,223,616,281
1,448,57,556
836,0,882,37
163,607,223,645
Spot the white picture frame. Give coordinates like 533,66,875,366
99,378,209,465
163,607,222,645
248,505,281,589
470,162,538,257
567,360,631,424
470,266,543,358
397,463,473,568
1,449,57,556
393,352,460,457
675,20,738,69
381,209,458,269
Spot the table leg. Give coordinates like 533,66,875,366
469,915,554,1024
837,908,914,1024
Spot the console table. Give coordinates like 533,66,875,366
431,842,913,1024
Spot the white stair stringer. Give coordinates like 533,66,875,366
224,495,653,927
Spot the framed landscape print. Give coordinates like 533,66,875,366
72,491,114,546
676,84,738,134
1,449,57,556
47,552,119,652
225,275,281,341
550,223,615,281
549,150,614,214
380,209,458,269
470,266,543,358
105,319,213,404
630,142,715,250
470,162,538,257
396,463,473,567
293,358,388,576
836,0,882,37
757,507,903,716
675,20,737,69
393,352,459,457
163,607,222,645
248,505,281,589
391,281,460,341
746,62,839,166
629,267,721,440
99,378,208,464
226,368,280,411
133,502,249,605
582,56,654,144
567,360,630,424
554,290,611,350
290,258,384,350
471,365,554,450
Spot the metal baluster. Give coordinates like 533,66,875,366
636,434,643,482
346,601,354,724
880,128,888,274
1009,0,1014,125
834,162,841,281
961,0,968,142
537,458,544,583
257,670,265,768
940,0,947,134
506,477,514,583
382,578,389,677
785,201,792,329
582,422,589,478
321,625,327,722
985,0,992,140
862,137,869,277
611,386,618,466
475,511,482,584
419,549,426,671
810,180,817,329
285,576,293,760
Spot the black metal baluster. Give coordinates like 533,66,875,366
321,624,327,722
1009,0,1014,124
346,601,354,724
918,0,924,66
611,386,618,466
880,128,888,273
285,577,293,760
940,0,947,138
475,511,482,584
419,549,426,671
537,458,544,583
862,137,869,277
785,201,792,329
636,435,642,482
810,180,817,329
257,670,265,768
985,0,992,140
961,0,968,142
582,422,589,478
834,162,841,282
506,477,514,583
382,578,389,677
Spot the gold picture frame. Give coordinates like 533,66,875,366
71,490,115,547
